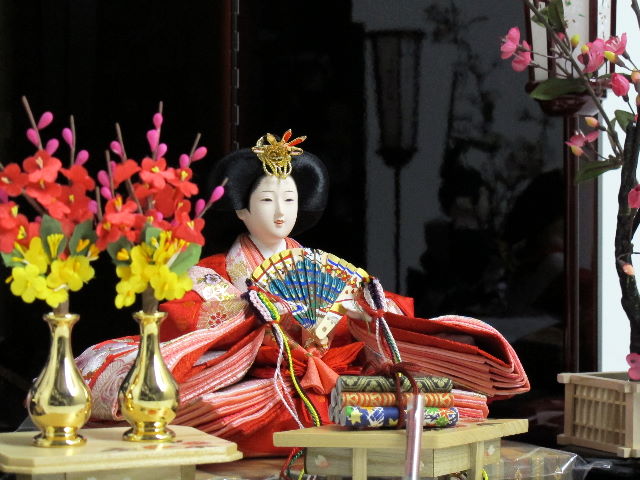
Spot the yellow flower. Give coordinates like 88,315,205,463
87,244,100,261
46,233,65,258
115,279,137,309
47,256,95,292
113,233,192,307
150,230,185,266
116,265,132,280
44,286,69,309
150,264,192,301
9,264,48,303
75,238,90,253
130,245,151,273
20,237,49,273
116,248,130,261
113,258,149,308
130,248,153,284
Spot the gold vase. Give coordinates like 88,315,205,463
118,311,179,442
27,312,92,447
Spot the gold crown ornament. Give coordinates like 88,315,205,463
251,129,306,178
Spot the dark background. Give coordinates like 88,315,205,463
0,0,598,453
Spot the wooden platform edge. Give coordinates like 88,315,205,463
0,426,243,475
274,418,529,449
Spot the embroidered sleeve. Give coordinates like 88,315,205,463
189,266,249,329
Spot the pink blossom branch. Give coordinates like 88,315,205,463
114,123,128,162
188,133,202,160
95,186,103,221
115,123,144,214
616,122,640,353
20,97,43,150
104,152,116,202
196,177,228,219
523,0,623,156
69,115,76,168
152,101,163,161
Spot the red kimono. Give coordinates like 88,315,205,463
76,234,528,457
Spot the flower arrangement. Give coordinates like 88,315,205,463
0,99,224,317
500,0,640,378
98,105,224,314
0,98,100,314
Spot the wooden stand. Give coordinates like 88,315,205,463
558,371,640,457
0,425,242,480
274,418,528,480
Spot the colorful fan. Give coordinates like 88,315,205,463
251,248,369,341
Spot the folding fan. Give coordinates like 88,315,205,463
251,248,369,341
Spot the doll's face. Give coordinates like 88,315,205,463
236,175,299,243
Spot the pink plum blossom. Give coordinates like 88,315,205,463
611,73,630,97
605,33,627,55
26,128,39,146
210,185,225,203
565,131,599,157
627,352,640,381
37,112,53,129
629,185,640,208
580,38,606,73
512,41,532,72
192,146,208,161
500,27,520,59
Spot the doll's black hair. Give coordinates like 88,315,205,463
207,147,329,236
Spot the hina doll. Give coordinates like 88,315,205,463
77,131,529,457
77,131,382,456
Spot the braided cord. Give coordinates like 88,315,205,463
247,283,319,480
273,322,321,427
273,327,304,429
379,316,402,363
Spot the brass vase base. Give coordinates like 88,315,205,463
122,423,176,442
33,428,86,447
28,312,92,448
119,311,179,443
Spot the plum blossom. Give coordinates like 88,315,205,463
500,27,521,59
580,38,606,73
501,27,532,72
611,73,630,97
627,353,640,381
605,33,627,56
629,185,640,208
565,131,599,157
512,41,532,72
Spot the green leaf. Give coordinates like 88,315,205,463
532,0,565,32
575,160,621,183
106,236,133,265
144,226,163,245
529,78,586,100
68,220,97,255
169,243,202,275
39,215,66,257
615,110,635,132
1,250,22,268
547,0,565,32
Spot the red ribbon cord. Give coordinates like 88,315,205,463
363,360,421,429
